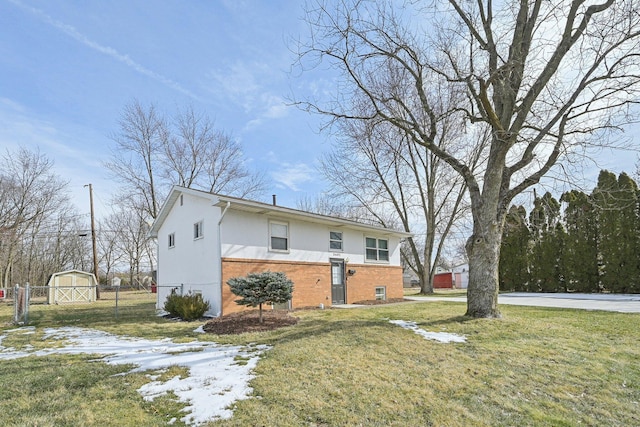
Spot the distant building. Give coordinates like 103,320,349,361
451,263,469,289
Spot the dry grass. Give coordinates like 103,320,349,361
0,298,638,426
217,302,640,427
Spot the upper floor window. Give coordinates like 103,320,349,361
365,237,389,262
194,221,204,239
168,233,175,248
329,231,343,251
270,221,289,251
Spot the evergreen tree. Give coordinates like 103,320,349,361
529,193,563,292
501,171,640,295
594,171,640,293
560,190,599,292
499,205,530,291
608,173,639,292
593,171,622,292
554,222,568,292
227,271,294,323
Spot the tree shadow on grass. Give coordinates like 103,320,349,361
413,315,475,328
255,309,475,347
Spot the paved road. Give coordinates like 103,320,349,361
406,293,640,313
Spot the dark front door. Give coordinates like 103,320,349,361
331,259,345,304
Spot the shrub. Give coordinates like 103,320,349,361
227,271,294,323
163,291,211,321
163,290,181,316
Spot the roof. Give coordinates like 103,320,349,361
50,269,96,277
149,186,413,238
47,269,98,284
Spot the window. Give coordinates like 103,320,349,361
193,221,203,239
168,233,175,248
270,221,289,251
365,237,389,262
329,231,343,251
375,286,386,301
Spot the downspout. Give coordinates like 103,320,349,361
217,201,231,317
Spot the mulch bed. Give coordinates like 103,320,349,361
202,310,299,335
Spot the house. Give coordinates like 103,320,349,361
149,186,412,317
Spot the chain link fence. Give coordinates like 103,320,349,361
1,283,158,325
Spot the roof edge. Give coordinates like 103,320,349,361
150,186,413,238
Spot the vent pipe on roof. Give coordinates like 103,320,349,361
272,194,277,206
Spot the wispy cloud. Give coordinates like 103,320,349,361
8,0,201,101
0,99,103,169
207,61,262,112
245,94,291,130
270,159,314,191
207,61,291,129
0,99,118,215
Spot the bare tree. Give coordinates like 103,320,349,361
318,97,485,293
0,148,69,287
106,100,167,220
107,101,267,222
24,210,92,285
166,106,266,198
296,0,640,317
104,206,153,288
96,219,125,285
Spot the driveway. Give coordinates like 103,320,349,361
406,293,640,313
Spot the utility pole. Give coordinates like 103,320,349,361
85,183,100,299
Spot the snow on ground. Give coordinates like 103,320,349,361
0,326,270,425
389,320,466,343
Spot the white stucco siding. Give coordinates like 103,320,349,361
221,211,329,262
156,192,222,316
220,209,403,265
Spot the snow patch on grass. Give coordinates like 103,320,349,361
0,326,269,425
389,320,466,343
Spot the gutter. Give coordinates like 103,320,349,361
216,201,231,317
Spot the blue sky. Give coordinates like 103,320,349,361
1,0,638,220
0,0,335,217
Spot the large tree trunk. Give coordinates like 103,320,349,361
419,267,433,294
419,245,434,294
466,229,502,318
465,145,507,318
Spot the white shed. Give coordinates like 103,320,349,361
47,270,98,304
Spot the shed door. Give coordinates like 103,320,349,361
331,260,345,304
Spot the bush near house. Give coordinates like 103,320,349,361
163,291,210,321
227,271,294,323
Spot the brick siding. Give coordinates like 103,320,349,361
221,258,403,315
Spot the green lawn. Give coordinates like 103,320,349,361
0,298,638,426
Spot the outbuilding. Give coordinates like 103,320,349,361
47,269,98,304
